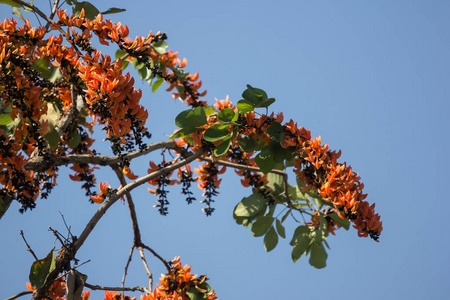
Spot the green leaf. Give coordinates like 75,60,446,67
0,0,22,7
184,107,207,127
328,213,350,230
115,50,130,70
69,131,81,148
44,129,59,150
138,66,148,80
236,100,254,114
203,124,230,142
40,103,60,130
267,122,284,141
238,136,259,152
266,173,284,195
29,250,56,289
281,209,291,223
275,219,286,238
174,69,189,81
115,49,127,59
264,226,278,252
12,7,24,21
218,108,237,123
73,1,100,20
214,139,231,157
23,5,33,12
169,127,198,139
291,234,311,263
153,40,168,54
0,113,13,126
175,109,192,127
186,287,202,300
257,97,276,108
251,216,274,237
48,68,62,83
101,7,126,15
152,77,164,92
255,151,275,174
242,84,268,105
233,193,266,218
132,58,145,70
290,226,311,246
197,282,214,295
309,241,327,269
203,106,216,116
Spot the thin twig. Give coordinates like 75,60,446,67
121,245,135,299
48,227,66,245
44,0,60,31
20,230,39,261
5,291,33,300
137,246,153,290
112,164,154,290
140,243,171,272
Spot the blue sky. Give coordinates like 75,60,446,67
1,1,449,299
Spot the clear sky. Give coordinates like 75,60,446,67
1,1,449,299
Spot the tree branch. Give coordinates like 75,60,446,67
74,148,206,253
24,140,179,171
84,282,149,293
5,291,33,300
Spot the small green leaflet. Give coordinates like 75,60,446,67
251,216,274,237
0,0,23,7
153,40,168,54
73,1,100,20
275,219,286,238
264,226,278,252
233,193,266,218
152,77,164,92
309,241,328,269
101,7,126,15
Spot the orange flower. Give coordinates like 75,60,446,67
123,166,139,180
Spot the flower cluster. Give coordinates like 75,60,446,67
172,100,382,240
141,257,217,300
194,163,225,216
1,8,207,212
26,280,66,300
148,160,179,215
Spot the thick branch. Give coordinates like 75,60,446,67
84,282,149,293
24,140,179,171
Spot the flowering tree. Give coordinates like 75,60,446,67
1,1,383,299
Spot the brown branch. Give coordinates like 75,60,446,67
121,245,135,299
30,150,204,300
200,155,287,177
137,246,153,289
74,148,206,253
20,230,39,261
140,243,171,272
111,165,154,291
44,0,60,32
84,282,149,293
5,291,33,300
24,140,179,171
